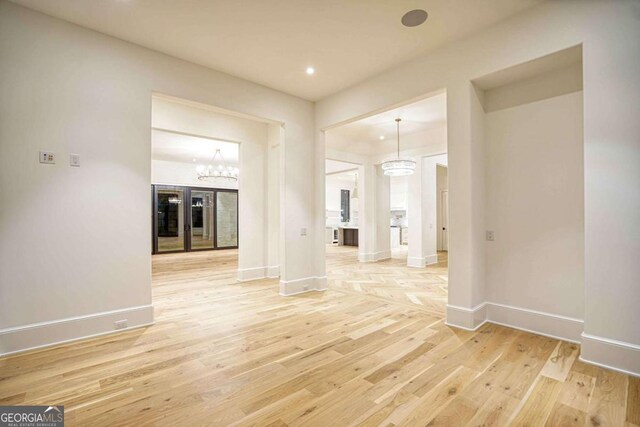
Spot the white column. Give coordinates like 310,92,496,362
373,164,391,261
407,158,424,267
358,163,373,262
237,133,268,282
358,163,390,262
266,124,281,278
445,81,487,330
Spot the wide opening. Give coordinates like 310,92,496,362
150,93,282,292
323,91,448,314
152,129,239,254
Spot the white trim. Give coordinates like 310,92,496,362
358,251,391,263
267,265,280,278
447,302,488,313
446,302,488,330
279,276,327,296
0,305,154,357
487,302,583,343
237,266,267,282
444,319,489,332
407,254,438,268
488,319,580,345
445,301,583,343
580,332,640,377
578,356,640,378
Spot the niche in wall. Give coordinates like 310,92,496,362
472,45,585,334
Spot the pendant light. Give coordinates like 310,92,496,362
381,118,415,176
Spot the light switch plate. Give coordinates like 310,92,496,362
70,154,80,167
39,151,56,164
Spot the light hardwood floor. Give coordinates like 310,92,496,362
0,248,638,426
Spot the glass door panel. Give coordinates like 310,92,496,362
216,191,238,248
156,187,185,252
190,190,215,250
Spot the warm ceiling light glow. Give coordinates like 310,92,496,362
379,135,385,140
306,67,315,75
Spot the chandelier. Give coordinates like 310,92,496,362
381,118,415,176
196,148,239,182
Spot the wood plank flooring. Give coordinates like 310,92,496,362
0,248,637,426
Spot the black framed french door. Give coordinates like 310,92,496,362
152,185,238,254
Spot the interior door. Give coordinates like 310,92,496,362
153,185,238,253
190,189,215,251
441,190,449,251
155,186,187,253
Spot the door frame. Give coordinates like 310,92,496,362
439,189,449,251
152,184,238,254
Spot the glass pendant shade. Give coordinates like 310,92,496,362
381,159,415,176
381,118,415,176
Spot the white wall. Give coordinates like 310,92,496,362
315,1,640,374
485,91,585,321
0,1,315,355
390,175,408,211
152,159,238,189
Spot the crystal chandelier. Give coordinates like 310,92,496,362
381,118,415,176
196,148,239,182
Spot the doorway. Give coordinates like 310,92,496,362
152,185,238,254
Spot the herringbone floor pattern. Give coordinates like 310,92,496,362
327,245,448,317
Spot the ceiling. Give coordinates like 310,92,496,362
326,92,446,155
13,0,542,101
152,129,239,165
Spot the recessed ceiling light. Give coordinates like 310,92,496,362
192,158,196,162
379,135,385,140
401,9,428,27
306,67,315,75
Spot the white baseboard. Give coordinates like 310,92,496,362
446,302,583,343
407,254,438,268
267,265,280,278
580,333,640,377
487,302,583,343
446,302,488,330
279,276,327,296
358,251,391,263
0,305,154,357
445,301,639,376
237,266,267,282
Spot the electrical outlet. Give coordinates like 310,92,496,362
300,227,307,237
303,285,309,291
486,230,495,241
39,151,56,164
114,319,128,330
70,154,80,167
